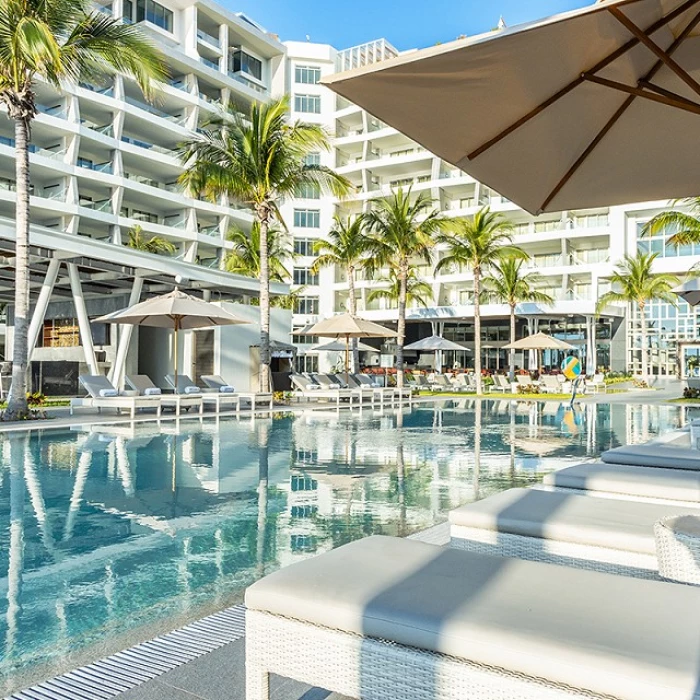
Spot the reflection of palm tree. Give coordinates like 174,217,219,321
6,435,27,656
473,401,482,500
256,423,269,578
395,408,407,536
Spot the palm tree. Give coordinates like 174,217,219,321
311,216,371,372
482,257,554,380
435,207,525,395
225,222,294,284
642,197,700,248
596,252,679,379
0,0,166,419
180,97,350,392
367,268,433,309
126,225,176,255
364,188,447,388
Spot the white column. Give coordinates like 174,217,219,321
28,258,61,361
68,263,99,375
109,276,143,388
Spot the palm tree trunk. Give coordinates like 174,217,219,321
396,260,408,389
6,116,31,419
347,264,359,373
258,212,271,393
509,302,516,382
473,266,482,395
639,301,648,380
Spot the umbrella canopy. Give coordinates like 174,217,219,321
96,289,247,330
313,340,378,353
304,313,398,339
96,289,248,390
674,278,700,305
505,332,575,351
324,0,700,214
404,335,468,352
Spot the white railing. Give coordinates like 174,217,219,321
196,29,220,48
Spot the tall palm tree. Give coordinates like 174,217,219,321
126,225,176,255
0,0,166,419
482,257,554,380
364,188,447,388
311,215,371,372
225,222,294,283
596,252,678,379
435,207,525,395
180,97,350,392
367,268,433,309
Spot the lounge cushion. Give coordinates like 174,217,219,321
543,462,700,503
246,535,700,700
449,488,698,555
98,388,118,398
184,385,200,395
144,387,161,396
219,385,235,393
602,444,700,471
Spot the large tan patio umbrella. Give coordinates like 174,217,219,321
96,289,249,392
324,0,700,214
505,332,575,372
303,313,397,383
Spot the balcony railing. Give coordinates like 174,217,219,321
229,73,267,94
163,215,187,229
124,96,185,125
79,82,114,97
77,158,112,173
196,29,220,48
80,198,112,212
121,135,176,156
199,224,220,236
199,56,220,71
37,103,67,118
80,118,113,137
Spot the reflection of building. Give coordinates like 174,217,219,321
283,39,700,377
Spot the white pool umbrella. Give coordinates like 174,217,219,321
96,289,248,391
405,335,469,372
504,333,575,351
325,0,700,214
303,313,397,382
313,340,378,353
674,278,700,305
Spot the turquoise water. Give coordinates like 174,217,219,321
0,400,684,690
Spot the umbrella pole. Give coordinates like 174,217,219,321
174,318,179,393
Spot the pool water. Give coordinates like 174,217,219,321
0,399,684,690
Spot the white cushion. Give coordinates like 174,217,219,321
328,383,341,389
306,384,320,390
144,387,161,396
219,385,235,393
99,388,118,397
184,385,200,395
602,444,700,471
246,535,700,700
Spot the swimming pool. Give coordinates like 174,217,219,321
0,399,684,692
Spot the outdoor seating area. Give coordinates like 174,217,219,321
289,372,409,406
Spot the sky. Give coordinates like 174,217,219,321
221,0,593,51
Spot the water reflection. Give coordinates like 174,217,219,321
0,400,685,689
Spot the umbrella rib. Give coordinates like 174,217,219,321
466,0,700,162
540,7,700,213
608,6,700,100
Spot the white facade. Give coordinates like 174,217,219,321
283,38,700,377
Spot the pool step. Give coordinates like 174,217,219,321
5,605,246,700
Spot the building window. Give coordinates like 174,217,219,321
295,296,319,315
293,238,316,256
304,152,321,167
230,49,262,81
294,94,321,114
295,182,320,199
575,213,609,228
135,0,173,32
295,65,321,84
295,355,318,373
293,267,319,285
292,333,318,345
42,319,80,348
534,219,562,233
293,209,320,228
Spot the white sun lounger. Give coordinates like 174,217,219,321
126,374,203,416
541,462,700,507
602,444,700,471
75,375,162,419
449,487,700,578
289,373,357,407
246,535,700,700
165,374,246,413
200,374,273,412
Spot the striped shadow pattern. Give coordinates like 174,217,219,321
6,605,246,700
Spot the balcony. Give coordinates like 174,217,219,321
228,72,267,95
123,96,186,126
199,224,220,237
80,117,114,137
77,157,113,174
124,172,181,192
80,197,113,213
37,103,67,119
196,29,221,49
199,56,220,71
78,82,114,97
121,135,177,156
